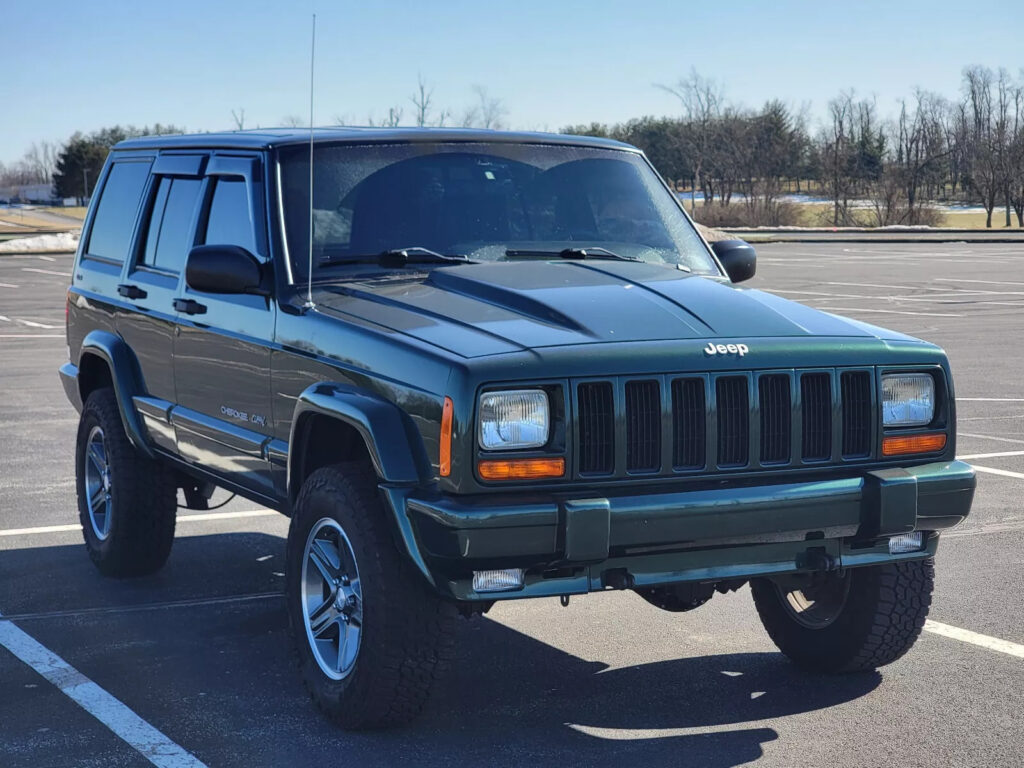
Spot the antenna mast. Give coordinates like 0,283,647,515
304,13,316,309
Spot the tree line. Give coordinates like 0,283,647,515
5,66,1023,228
0,125,184,204
564,66,1024,228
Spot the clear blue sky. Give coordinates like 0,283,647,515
1,0,1020,165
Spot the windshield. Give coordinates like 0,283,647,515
278,141,720,280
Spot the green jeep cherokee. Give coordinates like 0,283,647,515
60,128,976,729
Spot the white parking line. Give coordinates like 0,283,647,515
924,620,1024,660
961,432,1024,445
958,451,1024,460
14,319,61,329
0,613,207,768
935,277,1024,287
0,509,278,537
969,464,1024,480
36,255,56,262
0,334,64,339
21,267,71,277
822,306,963,317
0,282,18,288
958,398,1024,402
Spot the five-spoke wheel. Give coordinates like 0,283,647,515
301,518,363,680
82,425,113,541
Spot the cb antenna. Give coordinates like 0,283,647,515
304,12,317,309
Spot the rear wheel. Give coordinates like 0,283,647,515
75,388,177,577
751,560,934,672
286,463,456,729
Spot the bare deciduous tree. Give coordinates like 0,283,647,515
658,70,723,211
410,74,434,127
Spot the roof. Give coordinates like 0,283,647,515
112,126,639,154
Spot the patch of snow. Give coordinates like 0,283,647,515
0,231,79,253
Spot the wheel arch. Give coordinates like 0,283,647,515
76,330,153,458
287,383,432,507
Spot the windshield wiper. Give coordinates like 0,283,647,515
504,247,640,262
320,247,473,268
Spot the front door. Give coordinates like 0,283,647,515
171,153,276,497
116,153,206,452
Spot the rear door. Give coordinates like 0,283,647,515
70,153,153,357
171,153,277,497
116,154,206,452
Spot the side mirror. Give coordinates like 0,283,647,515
711,239,757,284
186,245,267,295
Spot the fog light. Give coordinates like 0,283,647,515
472,568,524,593
889,532,924,554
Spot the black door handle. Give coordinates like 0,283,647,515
117,283,148,300
173,298,207,315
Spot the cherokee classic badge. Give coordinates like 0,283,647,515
704,342,749,357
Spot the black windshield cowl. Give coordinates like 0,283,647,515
320,247,474,269
504,247,641,262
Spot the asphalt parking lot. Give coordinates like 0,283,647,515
1,242,1022,767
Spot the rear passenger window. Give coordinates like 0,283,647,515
86,161,151,261
141,177,202,273
204,178,255,253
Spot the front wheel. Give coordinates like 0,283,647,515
751,559,934,673
286,463,456,729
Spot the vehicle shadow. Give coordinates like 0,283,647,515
0,532,881,768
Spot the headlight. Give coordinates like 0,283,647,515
478,390,549,450
882,373,935,427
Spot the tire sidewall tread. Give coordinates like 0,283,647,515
751,559,935,673
75,388,177,577
286,463,456,730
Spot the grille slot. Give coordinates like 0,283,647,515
577,382,614,474
671,378,706,469
716,376,749,467
841,371,872,458
759,375,791,464
626,380,661,472
801,372,832,461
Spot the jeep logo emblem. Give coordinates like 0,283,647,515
704,342,749,357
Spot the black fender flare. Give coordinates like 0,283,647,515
287,382,430,500
288,383,439,586
77,330,153,458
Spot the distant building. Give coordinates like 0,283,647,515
0,183,61,204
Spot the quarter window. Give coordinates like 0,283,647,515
204,177,255,253
86,161,151,261
140,177,203,273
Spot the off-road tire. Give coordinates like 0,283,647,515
286,463,457,729
751,559,934,673
75,387,177,577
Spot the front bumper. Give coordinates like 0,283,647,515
385,460,975,601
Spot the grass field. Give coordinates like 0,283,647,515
40,206,88,220
692,200,1024,230
0,213,66,231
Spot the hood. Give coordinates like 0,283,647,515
312,260,914,358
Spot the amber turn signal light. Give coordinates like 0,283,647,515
439,397,454,477
882,432,947,456
478,457,565,481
